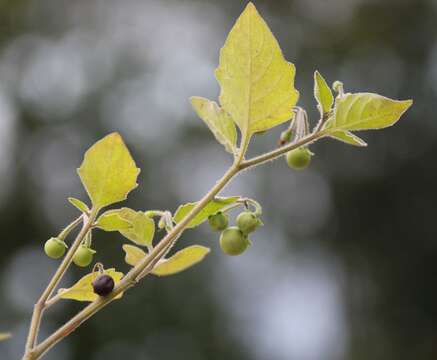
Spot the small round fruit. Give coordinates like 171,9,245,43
219,227,249,256
92,274,115,296
73,246,95,267
286,147,312,170
44,238,66,259
208,212,229,231
236,211,259,234
278,129,292,146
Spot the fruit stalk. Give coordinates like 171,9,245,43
23,210,98,357
25,129,325,360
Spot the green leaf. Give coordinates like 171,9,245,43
68,197,89,213
59,269,124,302
77,133,140,210
122,244,146,267
328,130,367,147
152,245,210,276
122,244,210,276
118,208,155,248
324,93,412,132
0,333,11,342
314,71,334,115
190,96,237,154
215,3,299,140
96,209,133,231
173,197,239,229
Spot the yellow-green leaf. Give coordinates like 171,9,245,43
96,209,133,231
59,269,124,302
174,197,239,229
0,333,11,341
329,130,367,147
190,96,237,154
68,197,89,213
77,133,140,210
314,71,334,115
122,244,146,266
118,208,155,248
324,93,412,132
215,3,299,139
152,245,210,276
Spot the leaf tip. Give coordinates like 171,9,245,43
189,96,203,107
246,2,257,11
404,99,414,108
108,131,122,140
398,99,413,117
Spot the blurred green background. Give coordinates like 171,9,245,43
0,0,435,359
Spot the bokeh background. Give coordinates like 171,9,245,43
0,0,435,359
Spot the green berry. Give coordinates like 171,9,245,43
208,212,229,231
236,211,259,234
278,129,292,145
219,227,249,256
73,245,96,267
44,237,67,259
286,147,312,170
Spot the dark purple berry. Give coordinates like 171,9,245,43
92,274,115,296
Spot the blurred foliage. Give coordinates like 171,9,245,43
0,0,436,360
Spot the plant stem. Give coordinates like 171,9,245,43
239,131,322,170
27,162,240,359
23,211,97,358
58,217,83,241
24,131,325,360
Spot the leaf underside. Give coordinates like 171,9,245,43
123,244,210,276
190,96,237,154
173,197,240,229
59,269,124,302
329,130,367,147
314,70,334,115
77,133,140,210
68,197,90,213
215,2,299,140
117,208,155,248
96,209,133,231
325,93,412,132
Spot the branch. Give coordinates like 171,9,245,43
25,130,325,360
239,131,323,170
24,211,97,356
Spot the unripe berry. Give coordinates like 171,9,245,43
286,147,312,170
219,226,248,256
208,212,229,231
278,129,292,146
332,80,344,94
92,274,115,296
236,211,259,234
73,245,96,267
44,237,67,259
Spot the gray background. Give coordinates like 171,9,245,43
0,0,436,359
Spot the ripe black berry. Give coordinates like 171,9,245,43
92,274,115,296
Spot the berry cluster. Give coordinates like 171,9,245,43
208,210,262,256
44,239,96,267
